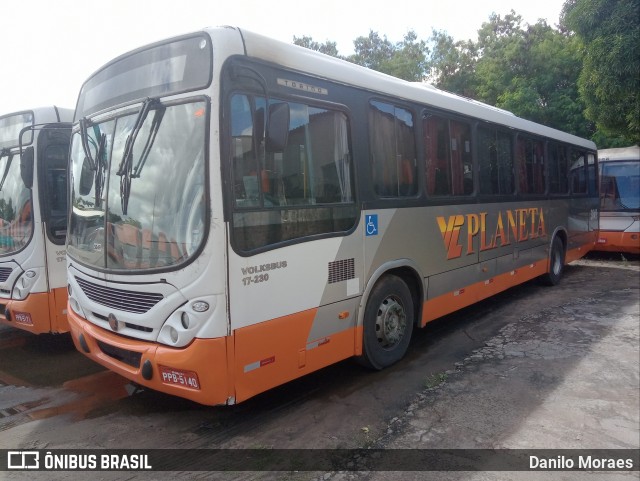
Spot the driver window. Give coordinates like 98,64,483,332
231,94,265,208
43,142,70,243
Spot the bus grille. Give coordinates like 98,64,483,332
93,312,154,333
75,276,164,314
0,267,13,283
97,341,142,368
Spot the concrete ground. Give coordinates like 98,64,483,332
325,255,640,481
1,254,638,481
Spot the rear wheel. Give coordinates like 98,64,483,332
539,236,565,286
358,275,414,370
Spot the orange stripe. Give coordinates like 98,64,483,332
0,292,56,335
69,304,359,405
421,261,547,326
50,287,70,333
565,244,590,264
65,240,597,404
595,231,640,254
233,309,356,403
67,308,231,406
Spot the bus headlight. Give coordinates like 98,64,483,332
12,270,38,300
158,298,214,347
68,284,88,318
68,296,87,318
181,312,190,329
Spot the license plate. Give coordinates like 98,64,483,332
14,312,33,326
158,366,200,390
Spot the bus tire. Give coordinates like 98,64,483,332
358,275,414,370
540,236,565,286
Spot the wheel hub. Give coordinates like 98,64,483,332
375,296,406,348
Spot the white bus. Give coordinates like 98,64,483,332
596,146,640,254
66,27,598,405
0,107,72,334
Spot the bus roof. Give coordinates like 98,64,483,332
598,145,640,161
0,106,73,150
231,27,596,151
77,25,596,151
0,106,73,124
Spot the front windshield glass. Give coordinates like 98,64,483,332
0,111,33,149
600,161,640,211
0,152,33,255
68,100,207,271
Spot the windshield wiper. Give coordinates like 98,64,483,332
94,132,107,208
132,105,165,178
79,118,97,171
0,148,8,172
116,98,163,215
0,149,15,192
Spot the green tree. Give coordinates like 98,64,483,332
426,30,478,98
493,20,592,138
294,30,429,82
429,11,592,138
347,30,429,81
383,31,430,82
473,11,528,105
348,30,395,71
292,36,341,58
562,0,640,144
293,13,597,139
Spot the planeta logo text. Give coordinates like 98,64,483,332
437,207,547,260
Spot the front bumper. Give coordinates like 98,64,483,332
67,306,232,406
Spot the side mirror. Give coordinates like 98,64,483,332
265,103,290,153
20,146,34,188
79,157,94,196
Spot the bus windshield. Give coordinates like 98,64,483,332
0,111,33,149
0,150,33,255
68,100,207,271
600,161,640,212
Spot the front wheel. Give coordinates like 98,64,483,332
358,275,414,370
539,236,565,286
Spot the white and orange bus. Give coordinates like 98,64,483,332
0,106,72,334
596,146,640,254
66,27,598,405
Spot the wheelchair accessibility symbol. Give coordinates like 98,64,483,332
365,214,378,236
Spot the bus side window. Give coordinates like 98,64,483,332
479,126,514,195
517,136,545,194
450,120,473,195
570,149,588,194
43,142,69,242
230,94,357,252
424,114,451,195
423,115,473,196
587,153,597,196
548,143,569,194
369,101,417,197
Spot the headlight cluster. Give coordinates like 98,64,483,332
12,270,38,300
157,299,213,348
67,283,87,318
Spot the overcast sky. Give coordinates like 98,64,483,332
1,0,566,114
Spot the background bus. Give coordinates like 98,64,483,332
0,107,72,334
66,27,598,406
596,146,640,254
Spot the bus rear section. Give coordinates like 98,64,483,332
597,146,640,254
0,107,72,334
